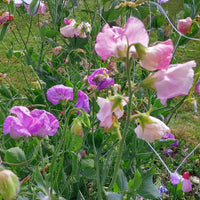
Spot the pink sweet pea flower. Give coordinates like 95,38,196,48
46,84,73,105
151,61,196,104
171,173,181,185
29,109,59,137
88,68,114,91
135,39,174,71
177,17,192,35
60,19,77,38
96,97,127,129
75,90,90,114
0,12,13,25
134,115,170,143
95,16,149,60
182,172,192,193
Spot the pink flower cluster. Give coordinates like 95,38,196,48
0,12,14,25
3,106,59,139
60,18,92,38
94,16,196,104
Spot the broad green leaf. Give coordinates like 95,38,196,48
105,192,123,200
29,0,40,16
5,147,26,165
137,169,161,199
128,170,142,192
116,169,129,192
8,0,16,14
0,23,9,41
45,30,57,38
81,111,90,128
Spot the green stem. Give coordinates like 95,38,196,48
109,45,133,190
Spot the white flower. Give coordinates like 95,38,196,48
135,116,170,143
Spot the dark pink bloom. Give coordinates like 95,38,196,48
88,68,114,91
177,17,192,35
0,12,13,25
182,178,192,193
135,39,174,71
152,61,196,104
46,84,73,105
75,90,90,114
64,18,74,25
95,16,149,60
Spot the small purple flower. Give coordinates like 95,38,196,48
194,77,200,96
3,106,59,139
158,185,168,195
46,84,73,105
88,68,114,91
75,90,90,114
162,132,179,147
163,149,173,155
158,0,169,3
171,173,181,185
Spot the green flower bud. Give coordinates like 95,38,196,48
71,118,84,137
0,169,20,200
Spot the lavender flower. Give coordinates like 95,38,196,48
158,0,169,3
46,84,73,105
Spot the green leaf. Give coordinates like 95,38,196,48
0,83,12,98
81,159,94,169
28,0,40,16
128,170,142,192
45,30,57,38
5,147,26,165
105,192,123,200
8,0,15,14
137,169,161,199
0,23,9,41
81,111,90,128
116,169,129,192
5,49,13,59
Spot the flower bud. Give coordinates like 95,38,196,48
71,118,84,137
177,17,192,35
0,169,20,200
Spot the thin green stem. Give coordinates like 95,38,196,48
109,44,133,190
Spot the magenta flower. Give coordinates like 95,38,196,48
3,106,59,139
151,61,196,104
171,173,181,185
29,109,59,137
3,116,32,139
46,84,73,105
75,90,90,114
135,39,174,71
95,16,149,60
177,17,192,35
0,12,14,25
88,68,114,91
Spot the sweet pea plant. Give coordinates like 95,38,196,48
0,0,200,199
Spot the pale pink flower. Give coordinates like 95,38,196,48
182,172,192,193
135,116,170,143
60,19,77,38
95,16,149,60
96,97,126,129
177,17,192,35
26,1,46,14
52,46,62,56
152,61,196,104
135,39,174,71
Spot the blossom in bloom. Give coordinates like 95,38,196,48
96,96,127,129
75,90,90,114
158,185,168,195
60,19,91,38
46,84,73,105
177,17,192,35
52,46,62,56
151,61,196,104
134,115,170,143
88,68,114,91
95,16,149,60
194,77,200,96
25,1,46,14
171,172,192,193
135,39,174,71
3,106,59,139
28,109,59,137
0,169,20,200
